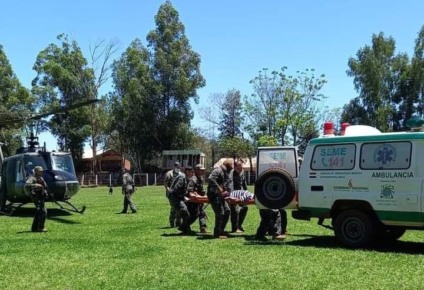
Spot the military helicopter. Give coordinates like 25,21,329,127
0,100,98,215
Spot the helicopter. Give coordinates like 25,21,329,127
0,99,99,215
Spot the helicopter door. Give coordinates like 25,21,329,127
0,161,7,208
11,158,26,198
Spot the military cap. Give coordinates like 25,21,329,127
195,164,206,170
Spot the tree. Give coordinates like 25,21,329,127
257,135,278,147
109,1,206,172
284,69,326,145
32,34,95,161
198,93,225,165
218,89,243,139
0,44,34,155
87,40,119,173
146,0,205,151
245,67,327,146
109,39,157,171
346,32,412,131
411,25,424,117
218,136,254,162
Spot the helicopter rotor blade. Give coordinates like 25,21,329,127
0,99,100,128
0,112,28,127
28,99,100,121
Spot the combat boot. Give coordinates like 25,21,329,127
273,234,286,241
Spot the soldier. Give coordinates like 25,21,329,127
25,161,34,177
186,164,208,233
255,209,286,241
169,166,195,234
164,162,183,227
25,166,49,232
120,168,137,214
228,160,249,233
207,158,233,239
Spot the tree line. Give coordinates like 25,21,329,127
1,1,424,172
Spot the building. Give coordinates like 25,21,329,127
78,149,131,173
162,149,206,170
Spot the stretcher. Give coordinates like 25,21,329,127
187,195,255,205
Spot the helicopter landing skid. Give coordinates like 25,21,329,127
0,203,17,216
0,208,14,216
52,200,86,214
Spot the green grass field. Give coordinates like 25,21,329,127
0,186,423,290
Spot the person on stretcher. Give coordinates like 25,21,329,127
222,190,254,205
188,189,255,205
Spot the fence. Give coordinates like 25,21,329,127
78,173,159,187
77,171,256,187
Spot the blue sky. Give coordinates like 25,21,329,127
1,0,424,150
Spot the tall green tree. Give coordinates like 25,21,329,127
219,89,243,139
109,39,158,171
87,40,118,173
245,67,326,146
109,1,205,171
32,34,95,160
218,137,254,161
0,44,34,155
345,32,412,131
146,0,205,150
411,25,424,117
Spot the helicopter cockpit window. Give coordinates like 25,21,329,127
52,154,76,176
23,156,47,175
16,160,24,182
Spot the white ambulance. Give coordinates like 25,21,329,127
292,122,424,248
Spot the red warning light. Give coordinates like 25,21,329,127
323,122,334,136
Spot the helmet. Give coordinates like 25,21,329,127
34,166,43,172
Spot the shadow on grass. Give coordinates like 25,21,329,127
48,216,80,225
318,225,334,230
161,232,199,237
195,234,247,241
265,234,424,255
16,230,48,234
161,232,249,240
4,207,73,218
243,235,289,245
371,240,424,254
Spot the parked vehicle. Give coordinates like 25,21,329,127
256,121,424,248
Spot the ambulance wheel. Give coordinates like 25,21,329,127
378,226,406,241
254,168,295,209
334,210,377,248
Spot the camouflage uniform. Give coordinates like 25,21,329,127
121,171,137,213
169,173,191,232
187,174,207,231
164,169,183,227
228,168,249,232
25,173,49,232
207,165,231,238
256,209,287,240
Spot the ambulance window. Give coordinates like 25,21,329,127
360,142,411,170
311,144,356,170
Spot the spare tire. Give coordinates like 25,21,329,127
255,168,295,209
